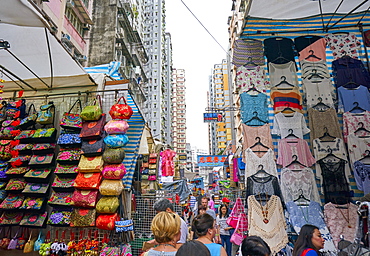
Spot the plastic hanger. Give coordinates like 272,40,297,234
307,69,324,80
293,189,310,202
322,148,347,164
245,111,267,126
349,102,366,113
244,56,257,67
305,50,321,60
354,122,370,134
285,155,307,168
249,137,270,152
273,76,295,88
319,127,336,142
359,150,370,162
246,85,261,94
281,103,296,114
254,164,270,178
271,52,291,64
285,129,299,139
312,97,330,112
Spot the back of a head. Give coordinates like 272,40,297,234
192,213,214,237
176,240,211,256
153,198,174,212
292,224,319,256
151,212,181,243
241,236,271,256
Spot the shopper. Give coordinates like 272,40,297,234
153,198,188,246
198,205,207,215
209,195,216,211
292,224,325,256
145,212,181,256
193,213,227,256
216,204,232,256
240,236,271,256
176,240,211,256
201,197,216,219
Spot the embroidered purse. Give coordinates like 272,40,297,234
71,189,98,208
19,104,38,130
102,164,126,180
36,103,55,125
5,178,26,191
13,143,33,153
141,175,148,180
32,128,56,142
9,155,31,167
47,207,72,226
48,190,72,206
148,175,156,181
29,154,54,166
73,172,102,190
80,96,102,121
104,134,129,148
14,130,35,142
6,167,28,176
51,177,75,190
24,168,52,179
81,137,105,156
0,212,24,225
148,169,156,175
0,228,11,249
20,197,44,210
70,208,96,227
57,133,82,146
60,99,83,131
0,194,24,209
109,96,133,120
31,143,55,154
23,183,49,194
115,219,134,232
0,190,7,201
20,212,47,227
96,213,119,230
54,164,78,175
0,140,12,160
56,148,80,163
99,179,123,196
78,155,104,172
102,148,125,164
79,114,106,140
96,196,119,213
104,120,129,134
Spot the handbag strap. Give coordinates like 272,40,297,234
116,96,127,105
27,104,36,115
27,230,32,242
68,99,83,114
13,227,20,239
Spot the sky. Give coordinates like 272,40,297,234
165,0,232,152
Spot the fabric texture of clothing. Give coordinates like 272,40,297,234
348,134,370,167
343,111,370,142
204,243,222,256
232,39,265,68
240,92,268,125
337,85,370,113
354,161,370,194
207,209,216,219
277,138,316,169
297,37,327,62
242,124,273,160
220,234,232,256
325,33,361,60
332,56,370,89
245,175,284,205
217,216,231,236
236,66,270,93
147,250,177,256
160,149,176,176
247,195,288,255
271,87,303,113
303,79,334,108
244,148,277,177
264,37,296,64
300,59,331,82
272,112,310,139
179,217,188,243
268,61,298,86
300,249,318,256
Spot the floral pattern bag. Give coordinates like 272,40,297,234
14,130,35,142
0,194,25,209
32,128,56,142
99,179,123,196
57,133,82,146
20,197,44,210
36,103,55,125
24,168,52,179
47,207,72,226
102,148,125,164
6,167,29,176
5,178,27,191
54,164,78,175
29,154,54,166
47,190,72,206
22,183,49,194
102,164,126,180
0,212,24,225
109,96,133,120
13,143,33,153
51,177,75,190
81,137,105,156
57,148,80,163
73,172,102,190
104,120,129,134
96,196,119,213
70,208,96,227
79,114,106,140
80,96,102,121
20,212,47,227
0,140,12,161
71,189,98,208
31,143,56,154
19,103,38,130
78,155,104,172
104,134,129,148
9,155,31,167
60,99,83,131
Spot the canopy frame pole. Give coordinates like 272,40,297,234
325,0,345,31
327,0,369,30
44,28,54,89
0,65,36,91
0,69,25,90
318,0,326,31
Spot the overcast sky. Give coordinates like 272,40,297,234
165,0,232,153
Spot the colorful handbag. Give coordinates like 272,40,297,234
96,196,119,213
115,219,134,232
31,143,55,154
60,99,83,131
23,183,49,194
81,137,105,156
51,177,75,189
99,179,123,196
70,208,96,227
0,212,24,225
24,168,52,179
0,190,7,201
148,169,156,175
80,96,102,121
48,190,72,206
109,96,133,120
19,104,38,130
36,103,55,125
0,227,11,249
104,134,129,148
47,207,72,226
104,120,129,134
148,175,156,181
29,154,54,166
6,167,29,175
0,140,12,160
32,128,56,142
0,194,25,209
57,148,80,163
78,155,104,172
8,228,21,249
141,175,148,180
73,172,102,190
20,197,44,210
71,189,98,208
79,114,106,140
54,164,78,175
20,212,47,227
14,130,35,142
57,133,82,146
102,164,126,179
148,158,157,164
34,231,44,251
5,178,26,191
102,148,125,164
13,143,33,153
23,231,35,253
96,213,119,230
9,155,31,167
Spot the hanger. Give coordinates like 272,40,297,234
285,155,307,168
271,52,291,64
322,148,347,164
281,103,296,114
244,56,257,67
359,150,370,162
245,111,267,126
254,164,270,177
312,97,330,112
354,122,370,134
307,69,324,80
273,76,295,88
305,50,321,60
293,189,310,203
246,85,261,94
342,79,359,89
349,102,366,113
319,127,336,142
285,129,299,139
249,137,269,152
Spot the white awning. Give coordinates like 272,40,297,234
248,0,370,20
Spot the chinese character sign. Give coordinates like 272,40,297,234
197,155,227,167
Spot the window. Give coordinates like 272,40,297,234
154,112,157,117
65,8,84,36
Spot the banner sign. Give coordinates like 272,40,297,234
197,155,227,166
203,113,223,122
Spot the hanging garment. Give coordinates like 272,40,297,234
232,39,265,68
286,201,337,255
160,149,176,176
348,135,370,166
324,202,358,248
240,92,269,125
343,111,370,143
303,79,335,108
244,148,277,177
318,159,351,204
337,85,370,113
162,180,190,202
270,87,303,114
277,138,316,169
295,36,326,62
308,108,342,145
272,112,310,139
264,37,296,64
245,174,284,205
300,59,331,82
325,33,361,60
354,161,370,195
241,123,273,160
280,168,321,204
332,56,370,89
268,61,298,87
247,195,288,255
236,66,270,93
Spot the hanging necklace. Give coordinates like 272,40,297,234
337,203,352,228
257,193,269,224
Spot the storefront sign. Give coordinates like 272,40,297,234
178,154,187,160
203,113,223,122
197,155,227,166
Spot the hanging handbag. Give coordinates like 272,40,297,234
96,213,119,230
0,212,24,225
73,172,102,190
102,147,126,164
104,134,129,148
81,137,105,156
60,99,83,130
109,96,133,120
7,228,20,249
20,212,47,227
23,231,34,253
80,95,102,121
19,104,38,130
227,198,244,229
96,196,119,213
57,133,82,146
48,190,73,206
13,143,33,153
0,140,12,161
102,164,126,179
56,148,81,163
104,120,129,134
78,155,104,172
70,208,96,227
47,207,72,226
0,194,24,209
34,231,44,251
23,183,49,193
79,113,106,140
99,179,124,196
0,227,11,249
16,228,26,250
115,219,134,232
229,212,247,246
71,189,98,208
36,102,55,125
29,154,54,166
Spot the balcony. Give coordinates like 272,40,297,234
72,0,93,24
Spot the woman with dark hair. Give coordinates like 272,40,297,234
293,224,325,256
193,213,227,256
216,204,232,256
176,240,211,256
241,236,271,256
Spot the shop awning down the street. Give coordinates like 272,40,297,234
0,0,96,96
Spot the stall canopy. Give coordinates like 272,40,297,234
0,0,96,95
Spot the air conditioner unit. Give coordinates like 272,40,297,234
78,55,87,61
61,33,71,42
66,0,75,8
83,24,91,31
135,66,141,74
